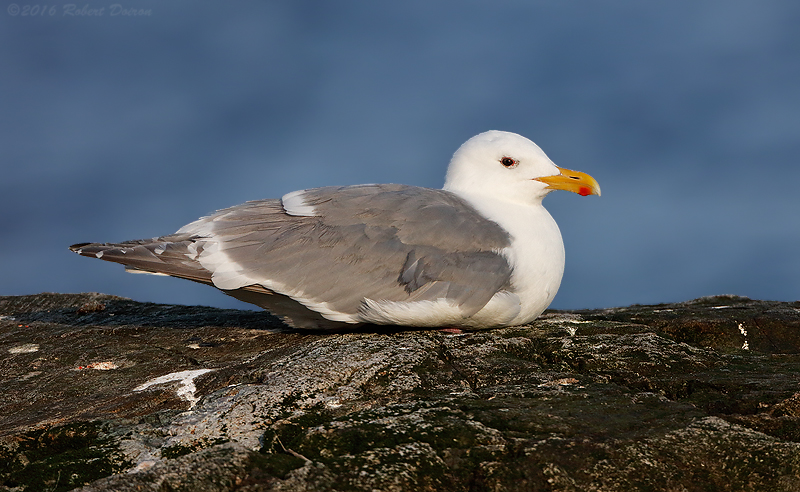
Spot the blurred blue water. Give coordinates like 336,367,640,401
2,0,798,310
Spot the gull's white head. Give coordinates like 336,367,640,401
443,130,600,205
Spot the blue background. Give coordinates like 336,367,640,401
2,0,799,311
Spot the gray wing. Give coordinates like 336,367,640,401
180,184,513,318
71,184,513,322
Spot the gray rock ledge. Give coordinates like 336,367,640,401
1,292,799,491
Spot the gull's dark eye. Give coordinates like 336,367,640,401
500,157,518,168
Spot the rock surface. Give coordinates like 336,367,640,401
1,292,799,491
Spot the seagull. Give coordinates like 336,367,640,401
70,131,600,329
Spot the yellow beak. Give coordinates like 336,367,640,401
535,166,601,197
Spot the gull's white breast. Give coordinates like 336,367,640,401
454,192,565,326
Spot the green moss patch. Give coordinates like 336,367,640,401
0,421,130,492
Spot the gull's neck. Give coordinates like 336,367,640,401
445,187,546,218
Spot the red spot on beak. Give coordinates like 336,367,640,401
578,186,591,196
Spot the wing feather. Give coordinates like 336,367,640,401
71,184,515,325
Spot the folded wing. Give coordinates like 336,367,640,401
71,184,514,327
